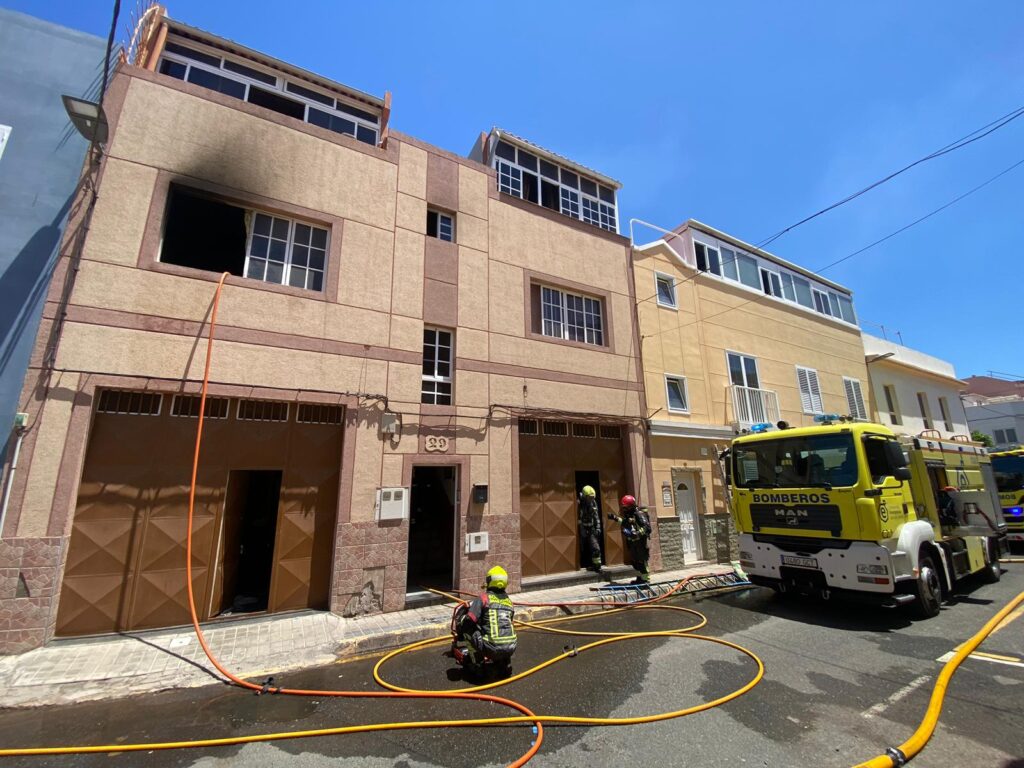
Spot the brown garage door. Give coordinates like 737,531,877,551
56,392,343,637
519,421,628,577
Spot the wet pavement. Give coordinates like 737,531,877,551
1,566,1022,768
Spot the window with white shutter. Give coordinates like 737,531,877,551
796,366,824,414
843,377,867,420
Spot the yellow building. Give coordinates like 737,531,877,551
633,220,869,568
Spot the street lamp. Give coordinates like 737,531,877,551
866,352,896,365
61,95,108,144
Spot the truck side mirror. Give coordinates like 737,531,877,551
893,466,912,482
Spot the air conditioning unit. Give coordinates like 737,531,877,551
375,487,409,521
465,531,489,554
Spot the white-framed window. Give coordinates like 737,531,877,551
883,384,902,425
158,40,379,145
727,351,760,389
497,160,522,197
491,139,618,233
245,212,328,291
812,288,833,317
422,327,453,405
843,377,867,420
760,267,783,298
796,366,824,414
665,375,689,412
995,428,1018,445
937,396,954,432
917,392,933,430
655,272,677,308
780,272,797,302
540,285,604,346
694,241,722,275
427,209,454,242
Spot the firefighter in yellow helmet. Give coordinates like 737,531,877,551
578,485,604,572
455,565,517,676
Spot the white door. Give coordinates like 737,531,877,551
676,481,700,560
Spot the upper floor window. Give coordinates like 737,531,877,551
693,237,857,325
422,328,453,405
995,428,1018,445
938,396,954,432
160,185,328,292
796,366,824,414
492,139,617,233
655,273,677,308
883,384,902,426
539,285,604,346
665,375,689,412
727,352,760,390
158,40,379,145
917,392,933,430
427,210,454,242
843,377,867,420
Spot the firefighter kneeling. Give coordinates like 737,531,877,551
452,565,517,677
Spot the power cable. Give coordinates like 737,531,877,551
639,155,1024,343
631,102,1024,308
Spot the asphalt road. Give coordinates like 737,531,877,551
1,565,1022,768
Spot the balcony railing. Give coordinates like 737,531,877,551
731,385,781,429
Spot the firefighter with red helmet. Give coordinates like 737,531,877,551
608,494,652,583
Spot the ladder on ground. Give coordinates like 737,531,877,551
590,569,751,605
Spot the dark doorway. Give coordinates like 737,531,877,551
407,466,457,592
575,470,605,568
219,469,282,615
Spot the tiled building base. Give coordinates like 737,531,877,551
0,537,65,654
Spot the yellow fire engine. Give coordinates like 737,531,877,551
726,418,1007,618
990,447,1024,544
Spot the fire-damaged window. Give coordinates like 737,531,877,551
160,185,328,291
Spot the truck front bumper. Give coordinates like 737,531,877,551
738,533,903,598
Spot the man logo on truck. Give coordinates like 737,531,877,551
773,508,809,525
752,493,831,504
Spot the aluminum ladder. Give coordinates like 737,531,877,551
590,569,751,605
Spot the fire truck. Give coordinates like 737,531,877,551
726,418,1006,618
990,448,1024,544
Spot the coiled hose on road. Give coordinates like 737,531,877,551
0,273,1018,767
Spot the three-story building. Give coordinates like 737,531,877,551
0,10,651,653
633,220,869,567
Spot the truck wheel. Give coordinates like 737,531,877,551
913,556,942,619
980,540,1001,584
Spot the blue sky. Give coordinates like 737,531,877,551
8,1,1024,378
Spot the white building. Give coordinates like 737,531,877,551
964,397,1023,449
862,335,969,439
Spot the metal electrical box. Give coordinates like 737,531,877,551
375,487,409,521
465,531,489,554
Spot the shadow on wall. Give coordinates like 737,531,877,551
0,189,77,394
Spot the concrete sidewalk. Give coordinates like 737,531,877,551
0,563,734,708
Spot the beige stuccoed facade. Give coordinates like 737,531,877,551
0,15,652,653
633,221,869,569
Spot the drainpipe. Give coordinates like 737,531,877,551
0,414,29,536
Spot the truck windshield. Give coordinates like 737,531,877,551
992,455,1024,493
732,433,859,489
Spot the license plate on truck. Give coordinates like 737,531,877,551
781,555,818,569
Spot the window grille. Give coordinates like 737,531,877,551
171,395,230,419
237,399,289,422
97,390,162,416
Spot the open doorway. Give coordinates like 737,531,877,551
575,470,605,569
407,466,457,593
218,469,282,616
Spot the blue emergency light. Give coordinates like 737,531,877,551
1007,507,1023,516
814,414,841,424
750,423,772,433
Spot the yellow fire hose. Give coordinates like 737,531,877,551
854,588,1024,767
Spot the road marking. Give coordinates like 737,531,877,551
938,650,1024,669
862,675,931,719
